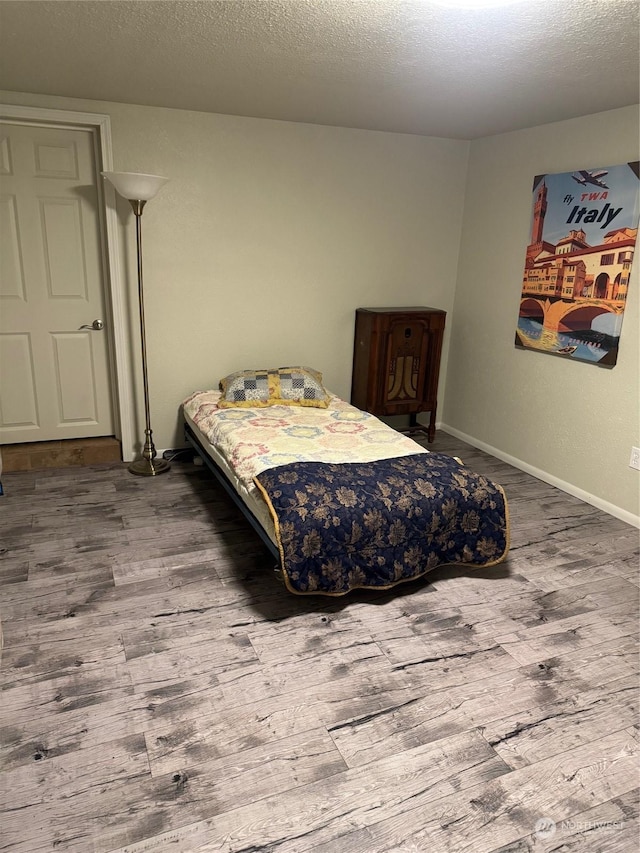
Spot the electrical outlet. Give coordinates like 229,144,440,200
630,446,640,471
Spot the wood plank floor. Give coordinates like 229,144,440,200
1,431,638,853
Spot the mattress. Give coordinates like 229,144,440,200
182,390,429,543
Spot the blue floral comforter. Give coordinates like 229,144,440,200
254,452,509,595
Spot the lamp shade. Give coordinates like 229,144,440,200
101,171,169,201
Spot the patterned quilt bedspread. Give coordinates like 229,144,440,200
183,391,509,595
255,454,509,595
182,390,428,488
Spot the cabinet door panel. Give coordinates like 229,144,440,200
382,319,429,410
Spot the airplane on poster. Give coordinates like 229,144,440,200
571,169,609,189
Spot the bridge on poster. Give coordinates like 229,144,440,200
519,297,623,332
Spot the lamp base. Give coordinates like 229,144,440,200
128,457,170,477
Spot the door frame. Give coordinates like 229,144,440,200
0,104,135,460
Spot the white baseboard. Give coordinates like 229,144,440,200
439,423,640,530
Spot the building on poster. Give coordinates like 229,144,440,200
515,162,640,366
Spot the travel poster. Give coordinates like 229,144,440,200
516,162,640,366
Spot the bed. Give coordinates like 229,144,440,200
182,367,509,596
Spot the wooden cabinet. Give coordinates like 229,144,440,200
350,306,446,442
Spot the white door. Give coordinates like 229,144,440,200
0,122,114,443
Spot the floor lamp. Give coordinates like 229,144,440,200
102,171,170,476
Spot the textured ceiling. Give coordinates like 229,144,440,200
0,0,638,139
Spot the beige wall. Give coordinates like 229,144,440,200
1,90,469,456
443,105,640,520
2,90,638,522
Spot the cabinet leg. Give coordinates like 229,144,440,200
401,412,432,440
428,408,437,443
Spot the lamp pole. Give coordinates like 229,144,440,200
102,172,170,476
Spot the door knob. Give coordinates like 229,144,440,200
79,319,104,331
